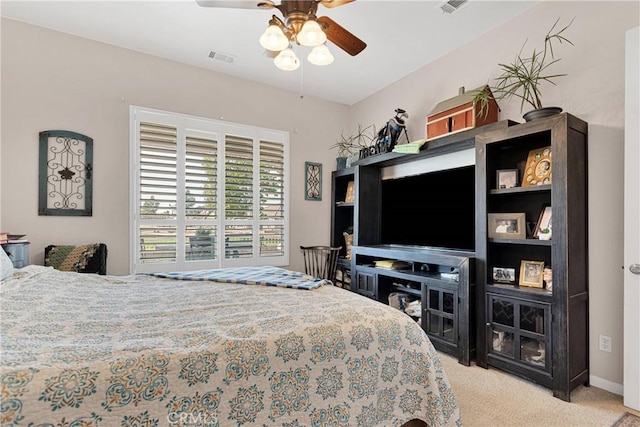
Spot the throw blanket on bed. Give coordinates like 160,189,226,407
150,266,329,290
45,244,99,272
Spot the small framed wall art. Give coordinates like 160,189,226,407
519,260,546,288
487,212,526,240
522,146,552,187
304,161,322,201
38,130,93,216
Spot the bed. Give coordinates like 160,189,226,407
0,263,461,427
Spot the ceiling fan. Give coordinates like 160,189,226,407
196,0,367,70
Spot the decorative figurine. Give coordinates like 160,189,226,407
376,108,409,153
543,266,553,292
343,231,353,260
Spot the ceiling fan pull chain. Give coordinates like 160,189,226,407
299,58,305,99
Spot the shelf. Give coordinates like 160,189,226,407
490,185,551,195
487,283,553,303
335,202,355,207
390,283,422,297
353,244,474,264
353,120,518,169
489,238,552,246
357,264,458,284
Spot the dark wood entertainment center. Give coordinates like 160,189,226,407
330,113,588,401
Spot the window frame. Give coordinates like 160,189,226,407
129,106,289,274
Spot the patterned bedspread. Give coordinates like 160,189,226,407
0,266,460,427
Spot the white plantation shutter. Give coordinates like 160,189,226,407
185,135,217,221
185,131,218,262
259,140,285,257
138,122,178,263
131,107,289,273
224,135,254,259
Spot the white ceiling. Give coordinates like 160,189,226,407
0,0,539,105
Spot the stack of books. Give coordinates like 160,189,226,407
392,139,427,154
374,260,411,270
1,233,28,244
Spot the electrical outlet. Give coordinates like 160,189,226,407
599,335,612,352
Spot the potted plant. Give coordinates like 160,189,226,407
330,124,376,170
474,18,574,122
538,228,552,240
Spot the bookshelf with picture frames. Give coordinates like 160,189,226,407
330,165,381,289
475,112,589,401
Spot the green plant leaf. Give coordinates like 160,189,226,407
475,17,575,113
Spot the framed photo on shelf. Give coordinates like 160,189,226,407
522,146,552,187
496,169,518,189
534,205,553,238
519,260,546,288
487,213,526,240
493,267,516,284
345,181,355,203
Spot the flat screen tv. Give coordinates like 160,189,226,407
380,165,475,251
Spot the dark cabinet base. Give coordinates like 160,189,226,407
351,245,475,366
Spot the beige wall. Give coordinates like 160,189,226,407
1,0,638,393
0,18,348,275
348,1,638,392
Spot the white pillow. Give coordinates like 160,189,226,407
1,247,14,281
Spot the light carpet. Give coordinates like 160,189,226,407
439,353,640,427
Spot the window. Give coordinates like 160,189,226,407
130,107,289,273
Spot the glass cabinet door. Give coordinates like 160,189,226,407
519,304,547,369
490,297,515,357
426,287,457,345
487,294,551,373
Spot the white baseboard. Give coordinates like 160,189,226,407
590,375,624,396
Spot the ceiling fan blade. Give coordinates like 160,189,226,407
195,0,274,9
320,0,355,8
317,16,366,56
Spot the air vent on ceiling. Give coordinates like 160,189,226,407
208,50,236,64
438,0,469,14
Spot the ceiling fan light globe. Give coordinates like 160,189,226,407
274,48,300,71
297,20,327,47
259,24,289,51
308,44,334,66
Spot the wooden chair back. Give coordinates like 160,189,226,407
300,245,342,283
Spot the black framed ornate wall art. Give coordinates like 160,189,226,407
39,130,93,216
304,161,322,201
